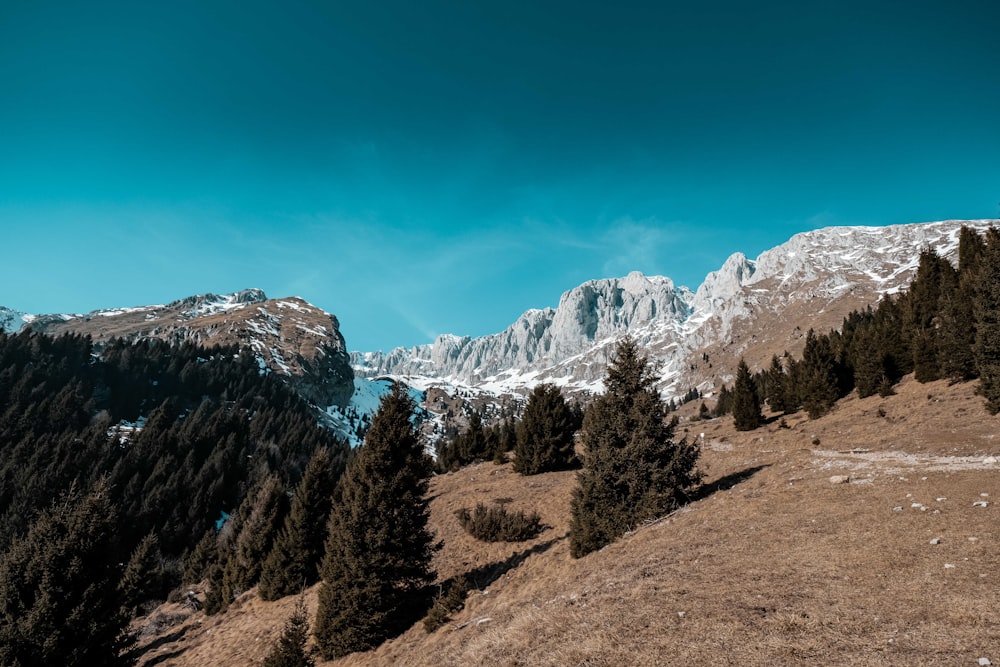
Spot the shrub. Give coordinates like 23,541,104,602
423,577,470,633
455,503,542,542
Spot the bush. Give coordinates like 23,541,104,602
455,503,542,542
423,577,469,633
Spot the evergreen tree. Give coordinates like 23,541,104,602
765,355,788,413
259,448,338,601
731,359,763,431
222,474,287,600
488,416,518,464
852,325,885,399
713,385,733,417
263,596,315,667
872,294,909,383
0,480,135,666
313,383,437,658
943,225,985,381
435,409,491,471
513,383,581,475
119,532,166,618
974,228,1000,413
904,248,949,382
569,337,701,558
959,225,987,281
937,260,977,381
182,529,219,584
799,330,839,419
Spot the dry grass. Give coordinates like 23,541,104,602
135,376,1000,666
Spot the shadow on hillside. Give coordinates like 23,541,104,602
140,647,188,667
693,464,770,501
461,535,563,592
128,626,189,666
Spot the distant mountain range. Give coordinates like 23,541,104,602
351,219,998,396
4,219,996,412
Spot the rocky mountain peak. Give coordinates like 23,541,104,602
6,290,354,409
168,288,269,317
352,219,999,398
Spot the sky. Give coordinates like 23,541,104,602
2,0,998,351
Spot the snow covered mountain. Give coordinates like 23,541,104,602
8,289,355,409
353,219,998,397
0,307,32,335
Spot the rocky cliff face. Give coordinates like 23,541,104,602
12,290,355,409
353,219,998,396
353,272,692,387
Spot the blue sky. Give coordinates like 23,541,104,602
2,1,998,351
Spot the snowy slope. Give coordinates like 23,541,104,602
0,307,31,334
352,219,998,398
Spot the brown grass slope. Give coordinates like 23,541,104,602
135,376,1000,666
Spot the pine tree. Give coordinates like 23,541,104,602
513,383,580,475
852,325,884,399
872,294,909,383
0,479,135,666
259,448,338,601
713,385,733,417
799,330,839,419
263,596,315,667
973,228,1000,413
937,260,977,381
731,359,763,431
569,337,701,558
765,355,788,413
905,248,949,382
119,532,165,618
313,383,437,658
182,529,219,584
222,474,287,600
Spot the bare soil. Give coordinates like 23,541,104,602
134,375,1000,666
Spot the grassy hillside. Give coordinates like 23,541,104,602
135,375,999,666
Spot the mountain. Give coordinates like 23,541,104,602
8,289,354,409
0,307,31,335
353,219,998,396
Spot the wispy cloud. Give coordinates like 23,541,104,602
599,217,678,277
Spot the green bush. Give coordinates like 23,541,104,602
455,503,542,542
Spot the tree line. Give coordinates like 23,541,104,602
0,332,348,665
721,225,1000,429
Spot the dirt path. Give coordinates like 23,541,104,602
811,448,1000,476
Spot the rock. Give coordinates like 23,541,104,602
929,537,941,545
892,506,903,512
829,475,851,484
973,501,989,508
978,658,992,666
944,563,956,569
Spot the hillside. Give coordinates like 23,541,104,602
133,374,1000,666
8,289,355,410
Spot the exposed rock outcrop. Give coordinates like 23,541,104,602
17,291,354,409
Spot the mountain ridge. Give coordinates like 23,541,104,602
3,219,996,410
3,288,355,410
352,219,998,395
